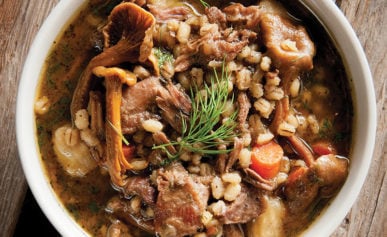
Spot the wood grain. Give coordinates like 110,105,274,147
0,0,384,236
331,0,387,236
0,0,59,235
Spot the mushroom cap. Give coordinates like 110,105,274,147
103,2,155,49
260,13,315,71
71,3,156,119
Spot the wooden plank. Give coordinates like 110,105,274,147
331,0,387,236
0,0,58,235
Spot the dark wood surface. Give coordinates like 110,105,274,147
0,0,385,236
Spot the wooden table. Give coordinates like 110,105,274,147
0,0,385,236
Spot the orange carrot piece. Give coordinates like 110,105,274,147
286,166,309,184
312,141,336,156
122,144,135,161
250,140,284,179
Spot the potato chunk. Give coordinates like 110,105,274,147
52,124,97,177
247,195,285,237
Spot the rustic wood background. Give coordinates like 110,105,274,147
0,0,385,236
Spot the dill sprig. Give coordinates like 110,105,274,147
107,120,130,146
199,0,210,8
154,62,237,161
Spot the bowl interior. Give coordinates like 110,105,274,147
16,0,376,236
298,0,376,235
17,1,89,236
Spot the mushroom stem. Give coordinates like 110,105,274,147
89,91,105,140
270,96,289,134
287,135,315,167
105,76,132,186
71,41,141,118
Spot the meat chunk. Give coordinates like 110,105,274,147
237,92,251,131
121,77,191,134
148,5,192,22
121,77,162,134
226,137,244,172
220,184,262,224
206,6,227,28
155,163,210,237
199,30,254,62
122,176,156,205
106,196,155,233
152,131,177,155
223,3,261,30
156,83,191,133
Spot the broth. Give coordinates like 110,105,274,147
35,0,353,236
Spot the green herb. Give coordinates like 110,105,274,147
66,203,80,220
88,201,100,214
64,79,75,92
107,120,130,145
318,118,332,138
89,185,100,195
46,62,61,89
44,96,71,129
61,43,74,65
199,0,210,8
334,132,348,142
154,47,173,69
154,62,237,162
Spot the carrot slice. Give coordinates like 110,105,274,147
312,141,336,156
122,144,135,161
250,140,284,179
286,166,308,184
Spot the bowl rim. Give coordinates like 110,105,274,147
298,0,376,235
16,0,377,237
16,0,89,236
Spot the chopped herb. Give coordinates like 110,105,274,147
89,185,100,195
334,132,348,142
46,62,62,89
64,79,75,93
61,43,74,64
154,47,173,69
44,96,71,129
318,119,332,138
88,201,100,214
36,123,49,147
66,203,80,220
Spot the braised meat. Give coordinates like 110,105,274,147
154,163,210,237
220,184,262,224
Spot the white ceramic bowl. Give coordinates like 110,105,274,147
16,0,377,236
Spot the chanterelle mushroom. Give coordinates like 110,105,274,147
70,2,155,119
